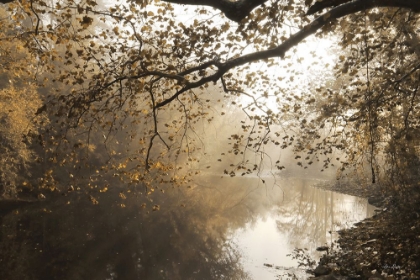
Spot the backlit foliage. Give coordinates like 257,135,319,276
0,6,47,197
0,0,419,198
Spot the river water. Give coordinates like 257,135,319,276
0,174,375,279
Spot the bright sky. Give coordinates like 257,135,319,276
238,36,338,113
166,2,339,112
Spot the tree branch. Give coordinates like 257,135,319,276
160,0,269,22
155,0,420,109
307,0,420,15
306,0,352,15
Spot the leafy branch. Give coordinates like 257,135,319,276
154,0,420,109
67,0,420,169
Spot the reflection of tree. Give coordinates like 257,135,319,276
0,169,373,278
274,178,371,253
0,176,273,280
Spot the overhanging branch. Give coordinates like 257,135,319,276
160,0,269,22
155,0,420,109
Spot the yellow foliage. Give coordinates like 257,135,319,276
0,7,47,197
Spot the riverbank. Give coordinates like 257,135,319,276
310,180,420,279
313,179,389,208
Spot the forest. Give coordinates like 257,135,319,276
0,0,420,279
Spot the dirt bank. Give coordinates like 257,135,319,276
311,181,420,280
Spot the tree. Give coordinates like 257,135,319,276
1,0,420,194
0,5,47,197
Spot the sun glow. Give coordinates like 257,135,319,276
235,36,339,115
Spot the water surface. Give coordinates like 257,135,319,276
0,174,374,279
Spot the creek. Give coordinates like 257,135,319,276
0,174,375,279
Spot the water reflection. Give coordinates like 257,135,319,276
225,176,375,279
0,175,374,279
